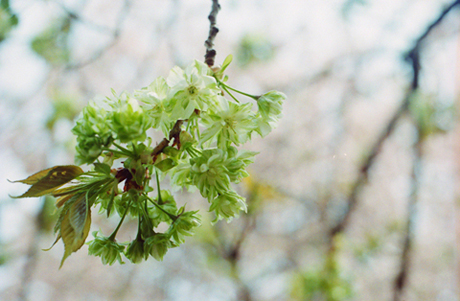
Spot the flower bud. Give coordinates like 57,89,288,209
257,90,285,120
168,210,201,244
88,232,125,265
210,190,247,223
75,136,103,165
144,234,172,261
109,92,153,143
125,237,146,264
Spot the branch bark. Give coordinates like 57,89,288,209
204,0,221,67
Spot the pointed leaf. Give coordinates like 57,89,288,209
42,234,62,251
154,158,177,172
56,194,73,208
12,166,84,198
11,167,55,185
94,163,111,175
220,54,233,74
59,194,91,268
52,186,81,198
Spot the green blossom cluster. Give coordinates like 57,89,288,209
14,55,285,266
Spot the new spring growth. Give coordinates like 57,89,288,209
12,55,286,267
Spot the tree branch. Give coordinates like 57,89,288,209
329,0,460,240
204,0,221,67
393,133,422,301
65,0,131,70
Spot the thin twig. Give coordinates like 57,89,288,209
52,1,114,35
204,0,221,67
65,0,131,70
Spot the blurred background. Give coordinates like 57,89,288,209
0,0,459,300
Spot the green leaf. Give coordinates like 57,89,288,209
12,167,55,185
59,194,91,268
55,194,74,208
42,234,62,251
11,166,84,198
94,163,111,175
30,18,71,65
154,158,177,172
162,146,179,158
220,54,233,73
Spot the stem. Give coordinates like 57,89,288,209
196,120,201,138
219,80,258,100
146,195,177,221
221,85,241,103
102,148,130,157
109,198,132,241
141,198,154,231
135,214,143,240
155,169,163,204
186,147,201,158
112,141,133,155
131,142,138,156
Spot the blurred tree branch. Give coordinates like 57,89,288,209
321,0,460,298
65,0,131,69
329,0,460,240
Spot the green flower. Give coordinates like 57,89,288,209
166,60,221,119
255,90,285,137
149,190,178,227
210,190,247,223
125,237,147,264
189,149,232,200
257,90,284,120
88,232,125,265
72,100,111,138
144,233,172,261
74,136,105,165
72,100,113,164
168,209,201,244
226,147,258,183
108,91,153,143
134,77,174,137
200,96,256,149
183,148,257,200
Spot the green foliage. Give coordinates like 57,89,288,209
46,91,82,130
352,232,382,262
0,0,18,42
0,241,7,265
291,248,353,301
13,56,285,266
409,92,455,139
31,18,71,65
236,34,275,67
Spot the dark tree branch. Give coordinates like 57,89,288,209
392,5,460,298
329,0,460,240
204,0,221,67
393,134,422,301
